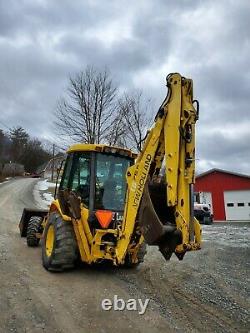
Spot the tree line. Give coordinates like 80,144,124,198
0,127,53,174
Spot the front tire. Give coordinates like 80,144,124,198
27,216,42,247
42,213,77,272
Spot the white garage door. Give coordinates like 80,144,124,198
224,190,250,221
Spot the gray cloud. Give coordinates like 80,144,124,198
0,0,249,174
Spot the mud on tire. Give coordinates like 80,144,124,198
27,216,43,247
42,213,77,272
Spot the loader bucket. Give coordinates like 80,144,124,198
138,182,182,260
19,208,48,237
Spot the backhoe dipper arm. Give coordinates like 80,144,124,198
116,73,201,264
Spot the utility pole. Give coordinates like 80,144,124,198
51,143,55,182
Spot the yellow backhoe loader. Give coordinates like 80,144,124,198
19,73,201,271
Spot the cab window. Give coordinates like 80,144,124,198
60,154,73,190
60,152,91,207
69,153,91,206
95,153,132,211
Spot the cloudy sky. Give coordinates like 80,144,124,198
0,0,249,174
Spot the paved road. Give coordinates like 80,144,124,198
0,178,249,333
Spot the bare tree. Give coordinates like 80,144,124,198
118,92,153,151
105,105,127,147
55,66,153,151
55,66,119,144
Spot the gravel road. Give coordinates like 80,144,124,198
0,178,249,333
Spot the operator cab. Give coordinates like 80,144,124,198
56,144,136,228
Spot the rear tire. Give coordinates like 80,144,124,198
27,216,42,247
42,213,77,272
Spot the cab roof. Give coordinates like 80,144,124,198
67,143,137,159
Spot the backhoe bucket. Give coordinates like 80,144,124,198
138,182,182,261
19,208,48,237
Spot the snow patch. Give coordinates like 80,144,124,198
33,179,55,209
36,179,56,191
0,180,9,186
42,192,54,203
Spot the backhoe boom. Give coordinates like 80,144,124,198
116,73,201,263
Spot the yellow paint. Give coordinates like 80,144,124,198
45,225,55,257
49,200,71,221
67,143,136,158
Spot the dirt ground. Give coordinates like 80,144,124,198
0,178,249,333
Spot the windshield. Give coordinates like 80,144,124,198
94,153,132,211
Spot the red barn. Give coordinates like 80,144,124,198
194,169,250,221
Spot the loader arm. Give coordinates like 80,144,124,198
116,73,201,263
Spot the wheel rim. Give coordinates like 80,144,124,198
46,225,55,257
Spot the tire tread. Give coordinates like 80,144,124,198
27,216,42,247
42,213,77,272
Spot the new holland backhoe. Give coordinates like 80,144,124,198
19,73,201,271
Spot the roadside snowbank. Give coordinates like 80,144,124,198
33,179,55,209
36,179,56,191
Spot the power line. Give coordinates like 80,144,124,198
41,134,71,151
